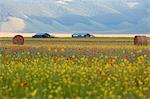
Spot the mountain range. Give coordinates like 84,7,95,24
0,0,149,34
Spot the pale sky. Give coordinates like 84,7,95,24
0,0,149,34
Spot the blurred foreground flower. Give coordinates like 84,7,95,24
31,90,37,97
3,96,7,99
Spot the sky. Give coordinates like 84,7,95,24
0,0,149,34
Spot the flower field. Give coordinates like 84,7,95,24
0,44,150,99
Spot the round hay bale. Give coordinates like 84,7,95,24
12,35,24,45
134,36,147,46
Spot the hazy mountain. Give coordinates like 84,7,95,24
0,0,149,33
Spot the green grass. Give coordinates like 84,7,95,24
0,37,134,41
1,37,150,42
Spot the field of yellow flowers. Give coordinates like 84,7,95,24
0,44,150,99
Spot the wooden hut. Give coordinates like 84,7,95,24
32,33,54,38
72,33,92,38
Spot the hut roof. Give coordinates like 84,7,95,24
36,33,50,35
72,33,90,35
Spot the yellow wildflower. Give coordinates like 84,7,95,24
31,90,37,97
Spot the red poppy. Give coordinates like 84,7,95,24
70,56,74,60
22,50,24,53
21,82,28,87
99,70,102,75
124,55,128,60
66,58,69,60
16,60,19,63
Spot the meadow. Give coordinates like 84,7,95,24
0,37,150,99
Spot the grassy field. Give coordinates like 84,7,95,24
0,37,134,41
1,37,150,46
0,38,150,99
